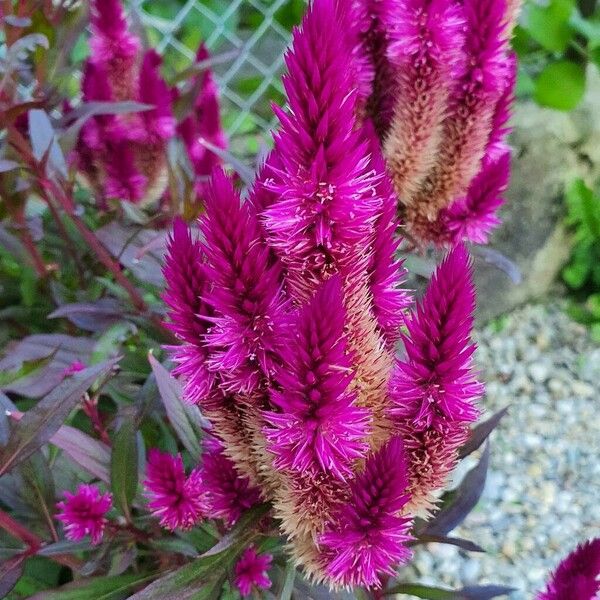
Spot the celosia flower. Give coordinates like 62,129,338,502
391,244,482,430
234,547,273,597
178,44,227,198
199,444,261,525
143,449,205,531
538,538,600,600
365,124,411,347
264,275,370,480
383,0,466,207
261,0,382,300
163,217,214,404
56,484,112,544
199,169,287,393
320,437,413,588
162,0,485,587
138,50,176,141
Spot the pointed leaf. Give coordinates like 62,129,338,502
413,534,485,553
28,109,68,178
50,425,111,483
0,359,118,476
0,554,25,598
424,444,490,536
459,407,509,460
28,572,157,600
110,419,139,520
149,355,201,459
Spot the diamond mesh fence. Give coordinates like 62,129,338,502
129,0,302,152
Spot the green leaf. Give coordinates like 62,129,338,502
0,359,118,477
562,260,590,288
28,572,157,600
525,0,575,53
18,451,56,529
129,504,270,599
534,61,586,110
110,418,139,520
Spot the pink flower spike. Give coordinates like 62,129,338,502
163,217,214,404
441,151,511,245
234,547,273,597
320,436,413,588
143,449,205,531
264,275,370,480
391,244,482,430
139,50,176,141
56,484,112,545
200,169,287,394
89,0,140,72
199,445,261,526
538,538,600,600
62,360,86,378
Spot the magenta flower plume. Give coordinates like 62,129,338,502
261,0,381,300
320,436,412,588
406,0,509,224
391,244,482,430
178,44,227,197
439,151,511,245
143,449,204,531
163,217,214,404
199,169,287,393
199,444,261,525
383,0,466,206
234,547,273,597
138,50,176,141
366,125,411,347
56,484,112,545
264,275,370,480
89,0,140,68
538,538,600,600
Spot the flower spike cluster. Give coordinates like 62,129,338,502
352,0,521,245
75,0,224,208
163,0,485,588
234,547,273,597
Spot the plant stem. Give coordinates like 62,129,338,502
13,211,47,278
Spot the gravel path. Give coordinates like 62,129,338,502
405,303,600,599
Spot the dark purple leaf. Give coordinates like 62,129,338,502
383,583,514,599
0,334,96,398
28,109,68,178
459,407,509,460
0,159,20,172
4,15,32,27
0,393,10,445
50,425,111,483
197,138,255,186
0,223,29,264
38,539,93,556
424,444,490,536
0,359,118,477
149,355,202,459
95,222,168,287
460,585,516,599
472,246,522,284
413,534,485,553
48,299,125,332
0,554,25,597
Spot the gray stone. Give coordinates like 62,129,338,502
474,68,600,323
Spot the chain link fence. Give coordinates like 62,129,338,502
130,0,301,147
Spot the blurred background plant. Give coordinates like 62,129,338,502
515,0,600,111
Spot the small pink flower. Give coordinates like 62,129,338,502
62,360,86,378
143,449,204,531
56,484,112,545
234,547,273,597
